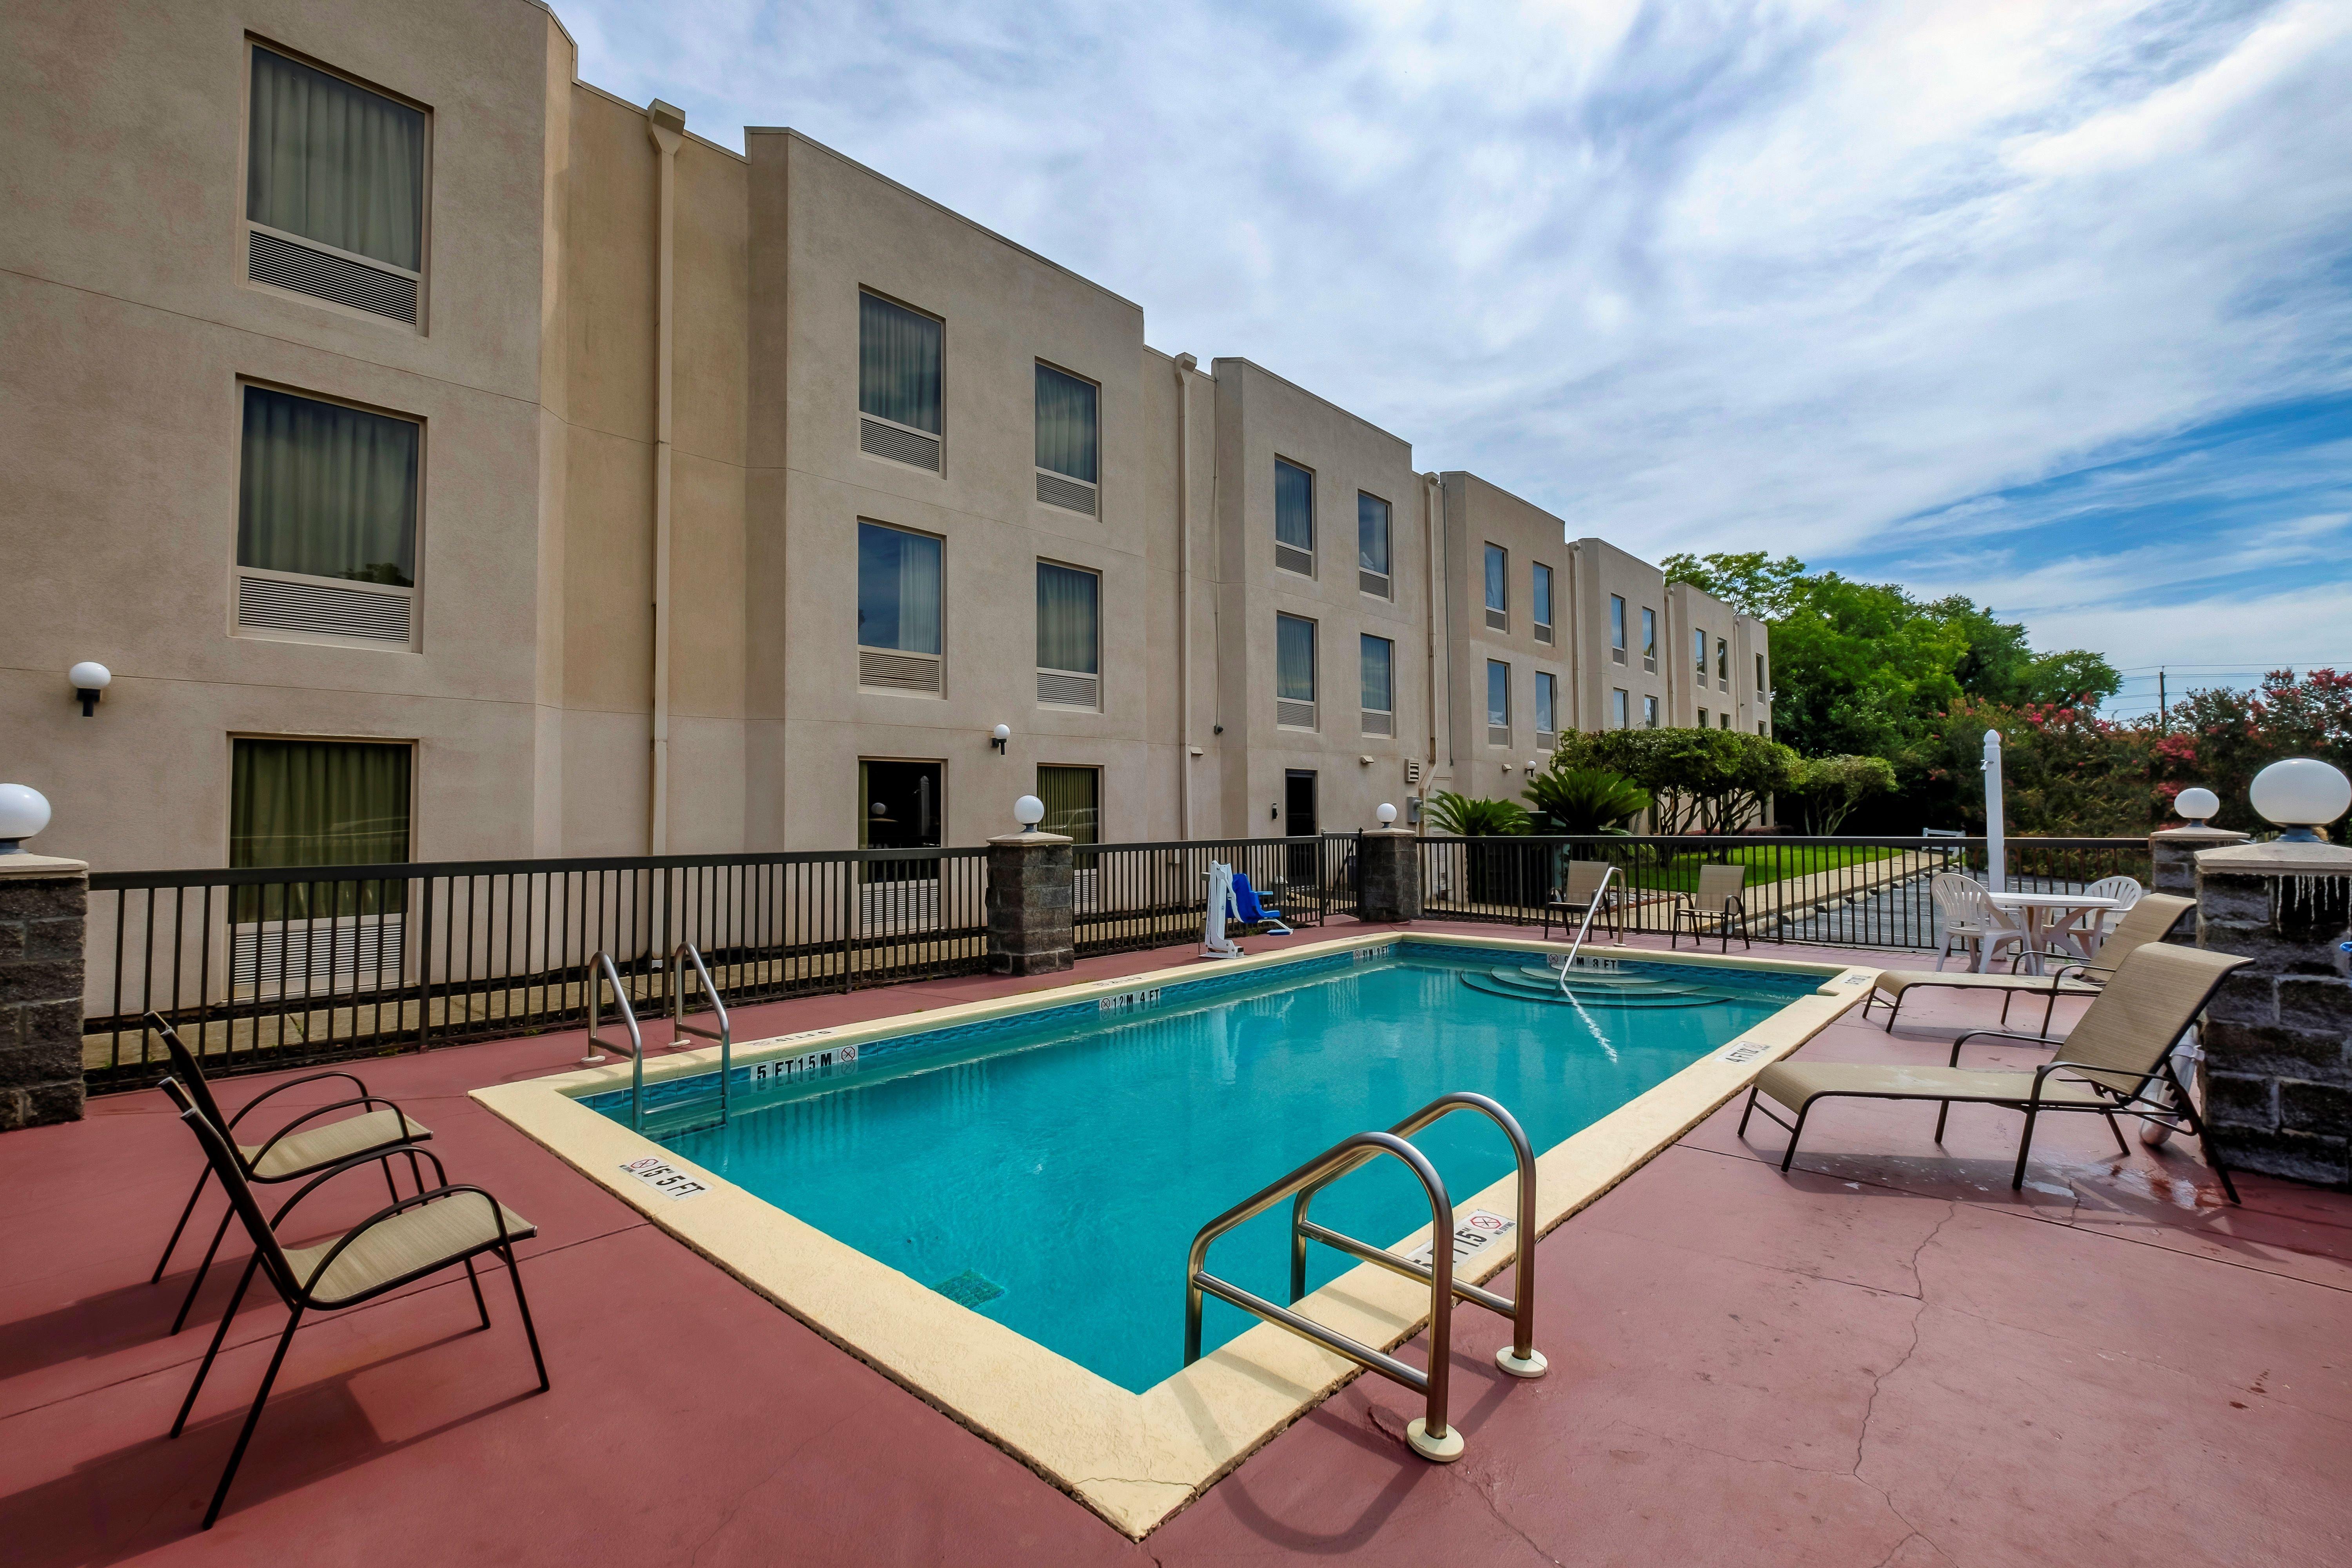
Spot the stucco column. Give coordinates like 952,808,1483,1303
987,831,1075,976
1356,829,1423,924
2151,824,2250,902
2195,840,2352,1187
1,854,89,1131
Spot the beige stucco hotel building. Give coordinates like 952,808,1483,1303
0,0,1768,874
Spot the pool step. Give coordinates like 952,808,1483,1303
1461,967,1725,1007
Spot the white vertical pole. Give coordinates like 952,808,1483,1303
1981,730,2005,894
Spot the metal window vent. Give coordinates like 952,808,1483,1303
1274,543,1314,576
1643,656,1657,673
233,914,403,995
1488,724,1512,747
1276,699,1317,729
1534,623,1554,645
249,230,417,324
1536,730,1557,750
1361,709,1394,737
1485,608,1507,631
1358,570,1390,599
1037,670,1100,708
1611,646,1628,664
860,417,942,472
1720,679,1730,693
1036,472,1097,515
238,573,412,643
859,649,944,693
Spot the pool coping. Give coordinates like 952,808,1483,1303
471,931,1878,1539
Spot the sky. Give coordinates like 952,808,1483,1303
559,0,2352,719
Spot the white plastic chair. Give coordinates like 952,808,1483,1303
2058,875,2144,953
1929,872,2026,972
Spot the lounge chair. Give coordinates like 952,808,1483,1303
145,1012,431,1333
1737,941,2250,1201
1670,862,1751,952
1928,872,2027,971
157,1077,546,1529
1862,893,2193,1037
1541,859,1621,943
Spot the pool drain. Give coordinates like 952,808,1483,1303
934,1269,1005,1308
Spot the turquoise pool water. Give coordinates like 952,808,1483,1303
588,942,1820,1392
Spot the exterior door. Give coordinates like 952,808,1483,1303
1284,769,1318,886
860,759,942,882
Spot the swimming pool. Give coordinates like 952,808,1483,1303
479,932,1870,1536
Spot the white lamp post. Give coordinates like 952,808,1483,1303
1013,794,1046,833
1376,802,1397,826
2173,787,2220,827
1981,730,2005,893
2248,759,2352,842
0,784,52,853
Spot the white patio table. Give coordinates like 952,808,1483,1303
1982,890,2122,974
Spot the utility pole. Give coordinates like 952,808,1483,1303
2158,668,2167,730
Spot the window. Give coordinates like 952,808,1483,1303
1717,637,1730,690
1757,653,1768,695
1274,459,1315,574
1643,695,1659,728
1719,711,1731,730
236,385,419,646
1610,595,1627,663
858,292,942,470
1532,563,1554,644
1483,544,1508,630
1694,628,1707,676
1486,659,1511,745
1697,707,1709,728
1035,765,1100,846
1358,494,1392,598
1034,363,1098,514
1641,607,1657,671
1759,720,1769,736
1535,671,1557,739
229,737,410,989
1276,613,1317,727
857,521,943,693
1612,688,1629,729
1360,634,1395,735
1035,561,1100,708
246,45,425,324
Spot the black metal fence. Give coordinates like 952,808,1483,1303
1418,835,2152,952
1073,834,1359,956
84,848,989,1092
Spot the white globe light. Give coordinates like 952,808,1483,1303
0,783,52,849
68,661,112,690
1376,802,1397,825
992,724,1010,742
2173,787,2220,824
1013,794,1046,828
2249,759,2351,838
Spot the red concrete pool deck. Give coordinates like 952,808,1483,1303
6,923,2351,1567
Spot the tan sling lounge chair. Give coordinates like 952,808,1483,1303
1670,862,1751,953
1739,941,2250,1201
158,1077,545,1530
1541,859,1622,944
146,1011,432,1334
1860,893,2196,1037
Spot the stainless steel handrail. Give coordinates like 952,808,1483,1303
1289,1091,1545,1378
582,951,647,1131
1558,863,1620,992
669,941,732,1125
1185,1130,1465,1459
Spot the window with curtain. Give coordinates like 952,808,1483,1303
1612,689,1629,729
1274,460,1314,559
1694,629,1707,674
1484,544,1507,613
1487,660,1510,728
859,292,942,434
857,521,942,653
1360,634,1393,714
1035,765,1100,845
1276,613,1316,703
238,386,418,586
1357,494,1390,577
1536,671,1557,734
248,47,425,271
1034,364,1096,482
1642,607,1657,659
1610,595,1626,650
1532,562,1553,628
230,737,411,921
1035,561,1098,674
1757,653,1767,691
1717,637,1729,682
1644,695,1659,728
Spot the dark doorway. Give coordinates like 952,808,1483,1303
1284,769,1319,886
861,759,942,882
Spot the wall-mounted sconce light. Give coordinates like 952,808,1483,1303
1270,804,1279,820
991,724,1011,754
1526,760,1542,775
69,662,111,717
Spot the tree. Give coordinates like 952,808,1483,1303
1522,768,1651,834
1787,755,1898,835
1552,728,1799,836
2152,669,2352,833
1423,790,1528,837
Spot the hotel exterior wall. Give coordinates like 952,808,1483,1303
1439,474,1573,805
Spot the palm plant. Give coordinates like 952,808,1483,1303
1522,768,1651,835
1423,789,1530,837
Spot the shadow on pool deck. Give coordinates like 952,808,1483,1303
4,921,2348,1566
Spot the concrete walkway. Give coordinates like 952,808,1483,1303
5,923,2348,1566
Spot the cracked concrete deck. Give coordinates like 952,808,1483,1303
5,921,2348,1566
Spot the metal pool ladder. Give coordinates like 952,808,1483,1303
581,943,733,1132
1183,1091,1546,1463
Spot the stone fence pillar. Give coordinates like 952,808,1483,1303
2195,840,2352,1187
986,831,1074,976
1,854,89,1132
1356,829,1422,924
2151,824,2250,901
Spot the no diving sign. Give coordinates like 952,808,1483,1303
1403,1208,1515,1269
619,1155,710,1202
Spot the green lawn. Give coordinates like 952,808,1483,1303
1626,842,1905,895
